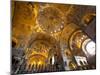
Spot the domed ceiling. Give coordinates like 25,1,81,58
12,1,96,74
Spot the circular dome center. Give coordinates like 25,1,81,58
37,7,65,33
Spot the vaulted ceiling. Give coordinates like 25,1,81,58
12,1,96,73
